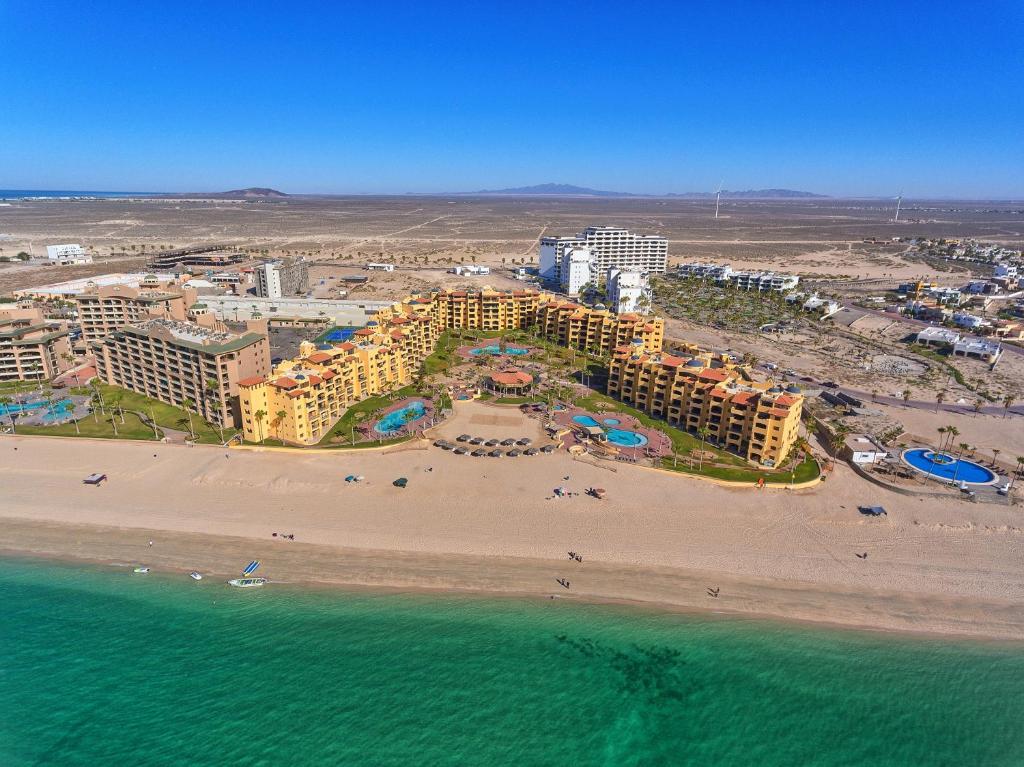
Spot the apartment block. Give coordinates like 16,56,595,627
92,318,270,427
0,307,73,382
429,288,552,332
237,299,446,445
255,260,309,299
608,348,803,466
540,227,667,283
74,282,197,343
535,302,664,356
606,267,650,313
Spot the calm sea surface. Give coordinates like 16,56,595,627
2,557,1022,766
0,189,155,199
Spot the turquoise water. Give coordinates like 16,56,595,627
572,415,648,447
903,449,996,484
469,344,530,356
0,397,73,423
374,400,427,434
2,557,1023,766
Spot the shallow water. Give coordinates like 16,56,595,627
2,557,1022,766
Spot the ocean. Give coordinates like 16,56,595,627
0,189,155,200
2,557,1022,766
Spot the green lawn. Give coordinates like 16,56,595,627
660,452,820,485
16,411,157,441
71,383,226,444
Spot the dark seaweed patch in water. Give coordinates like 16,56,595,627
555,635,696,706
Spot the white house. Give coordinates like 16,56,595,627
365,263,395,272
846,435,888,465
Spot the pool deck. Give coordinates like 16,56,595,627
456,342,537,360
900,448,1000,486
552,407,672,461
370,397,436,438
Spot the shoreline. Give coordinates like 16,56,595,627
3,517,1023,643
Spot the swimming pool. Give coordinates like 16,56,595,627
0,397,73,423
901,448,997,485
571,414,648,447
469,345,529,356
374,401,427,434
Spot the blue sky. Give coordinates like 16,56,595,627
1,1,1021,197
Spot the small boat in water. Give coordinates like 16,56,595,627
133,567,150,574
189,571,203,581
228,577,267,588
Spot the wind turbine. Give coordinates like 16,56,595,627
714,182,724,219
893,191,903,222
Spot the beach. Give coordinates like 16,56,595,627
4,417,1024,640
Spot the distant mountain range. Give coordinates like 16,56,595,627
165,187,289,199
470,183,827,199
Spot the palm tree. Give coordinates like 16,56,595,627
205,378,225,442
273,409,287,441
1010,457,1024,490
64,401,79,434
935,390,945,412
992,448,1001,468
180,397,196,439
972,398,984,417
253,409,267,444
0,395,14,433
944,426,959,454
937,427,947,452
696,426,710,470
1003,393,1016,418
901,388,912,408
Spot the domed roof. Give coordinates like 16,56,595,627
785,384,801,394
685,359,704,368
768,385,783,393
317,343,332,351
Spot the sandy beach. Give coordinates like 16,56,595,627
4,399,1024,639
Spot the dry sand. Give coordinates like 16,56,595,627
3,401,1023,639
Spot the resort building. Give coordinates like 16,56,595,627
255,260,309,299
45,244,92,265
146,245,246,270
73,282,197,343
0,307,73,382
535,302,664,356
428,288,552,332
561,247,595,296
92,317,270,428
606,267,651,313
12,272,179,300
540,226,668,284
677,262,799,292
607,348,804,466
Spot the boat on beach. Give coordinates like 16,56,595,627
189,571,203,580
228,577,267,588
133,567,150,574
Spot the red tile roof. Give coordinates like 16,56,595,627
338,342,355,351
775,394,800,406
286,390,304,399
320,370,336,380
307,375,323,386
306,352,332,364
659,354,685,368
354,328,375,337
490,370,533,386
271,377,298,389
731,391,758,405
698,369,729,382
238,376,265,387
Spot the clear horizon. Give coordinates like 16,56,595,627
1,1,1022,198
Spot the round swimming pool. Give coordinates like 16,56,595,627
602,418,621,426
901,448,997,485
374,401,427,434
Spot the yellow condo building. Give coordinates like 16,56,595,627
239,287,667,446
608,346,803,466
